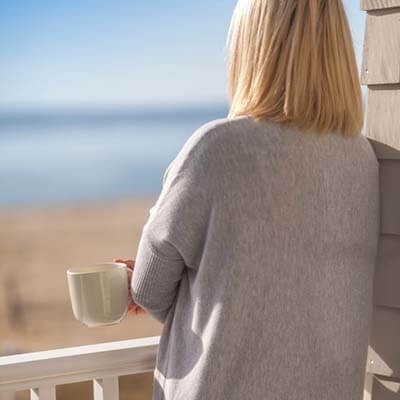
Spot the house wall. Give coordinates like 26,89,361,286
361,1,400,398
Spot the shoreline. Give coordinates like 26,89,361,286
0,197,163,355
0,194,158,215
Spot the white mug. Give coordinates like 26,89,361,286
66,262,132,327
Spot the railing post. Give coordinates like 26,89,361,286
93,377,119,400
363,372,374,400
30,386,56,400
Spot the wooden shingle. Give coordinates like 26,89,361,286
361,0,400,10
374,235,400,307
380,160,400,234
367,306,400,377
371,375,400,400
361,10,400,85
364,86,400,151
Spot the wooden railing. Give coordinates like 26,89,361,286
0,336,160,400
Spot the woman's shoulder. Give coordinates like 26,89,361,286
186,115,252,149
169,116,252,175
196,115,250,134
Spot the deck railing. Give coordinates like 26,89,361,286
0,336,160,400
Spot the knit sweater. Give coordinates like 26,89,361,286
131,115,380,400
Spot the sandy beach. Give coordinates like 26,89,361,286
0,198,163,399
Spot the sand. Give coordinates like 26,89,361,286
0,198,164,399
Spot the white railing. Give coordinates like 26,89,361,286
0,336,160,400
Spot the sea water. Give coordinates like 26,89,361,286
0,106,228,208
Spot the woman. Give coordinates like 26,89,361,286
116,1,380,399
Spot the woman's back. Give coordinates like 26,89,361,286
143,115,380,400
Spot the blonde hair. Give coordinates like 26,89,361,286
226,0,363,137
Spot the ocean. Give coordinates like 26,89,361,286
0,105,229,209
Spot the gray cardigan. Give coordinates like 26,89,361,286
131,116,380,400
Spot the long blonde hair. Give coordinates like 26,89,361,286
227,0,363,137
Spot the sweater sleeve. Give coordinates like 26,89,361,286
130,127,215,324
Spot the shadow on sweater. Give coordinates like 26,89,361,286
152,320,204,399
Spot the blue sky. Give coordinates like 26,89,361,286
0,1,366,110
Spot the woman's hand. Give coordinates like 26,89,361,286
114,259,146,316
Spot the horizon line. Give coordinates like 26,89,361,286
0,101,230,115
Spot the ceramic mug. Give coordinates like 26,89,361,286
66,262,132,327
